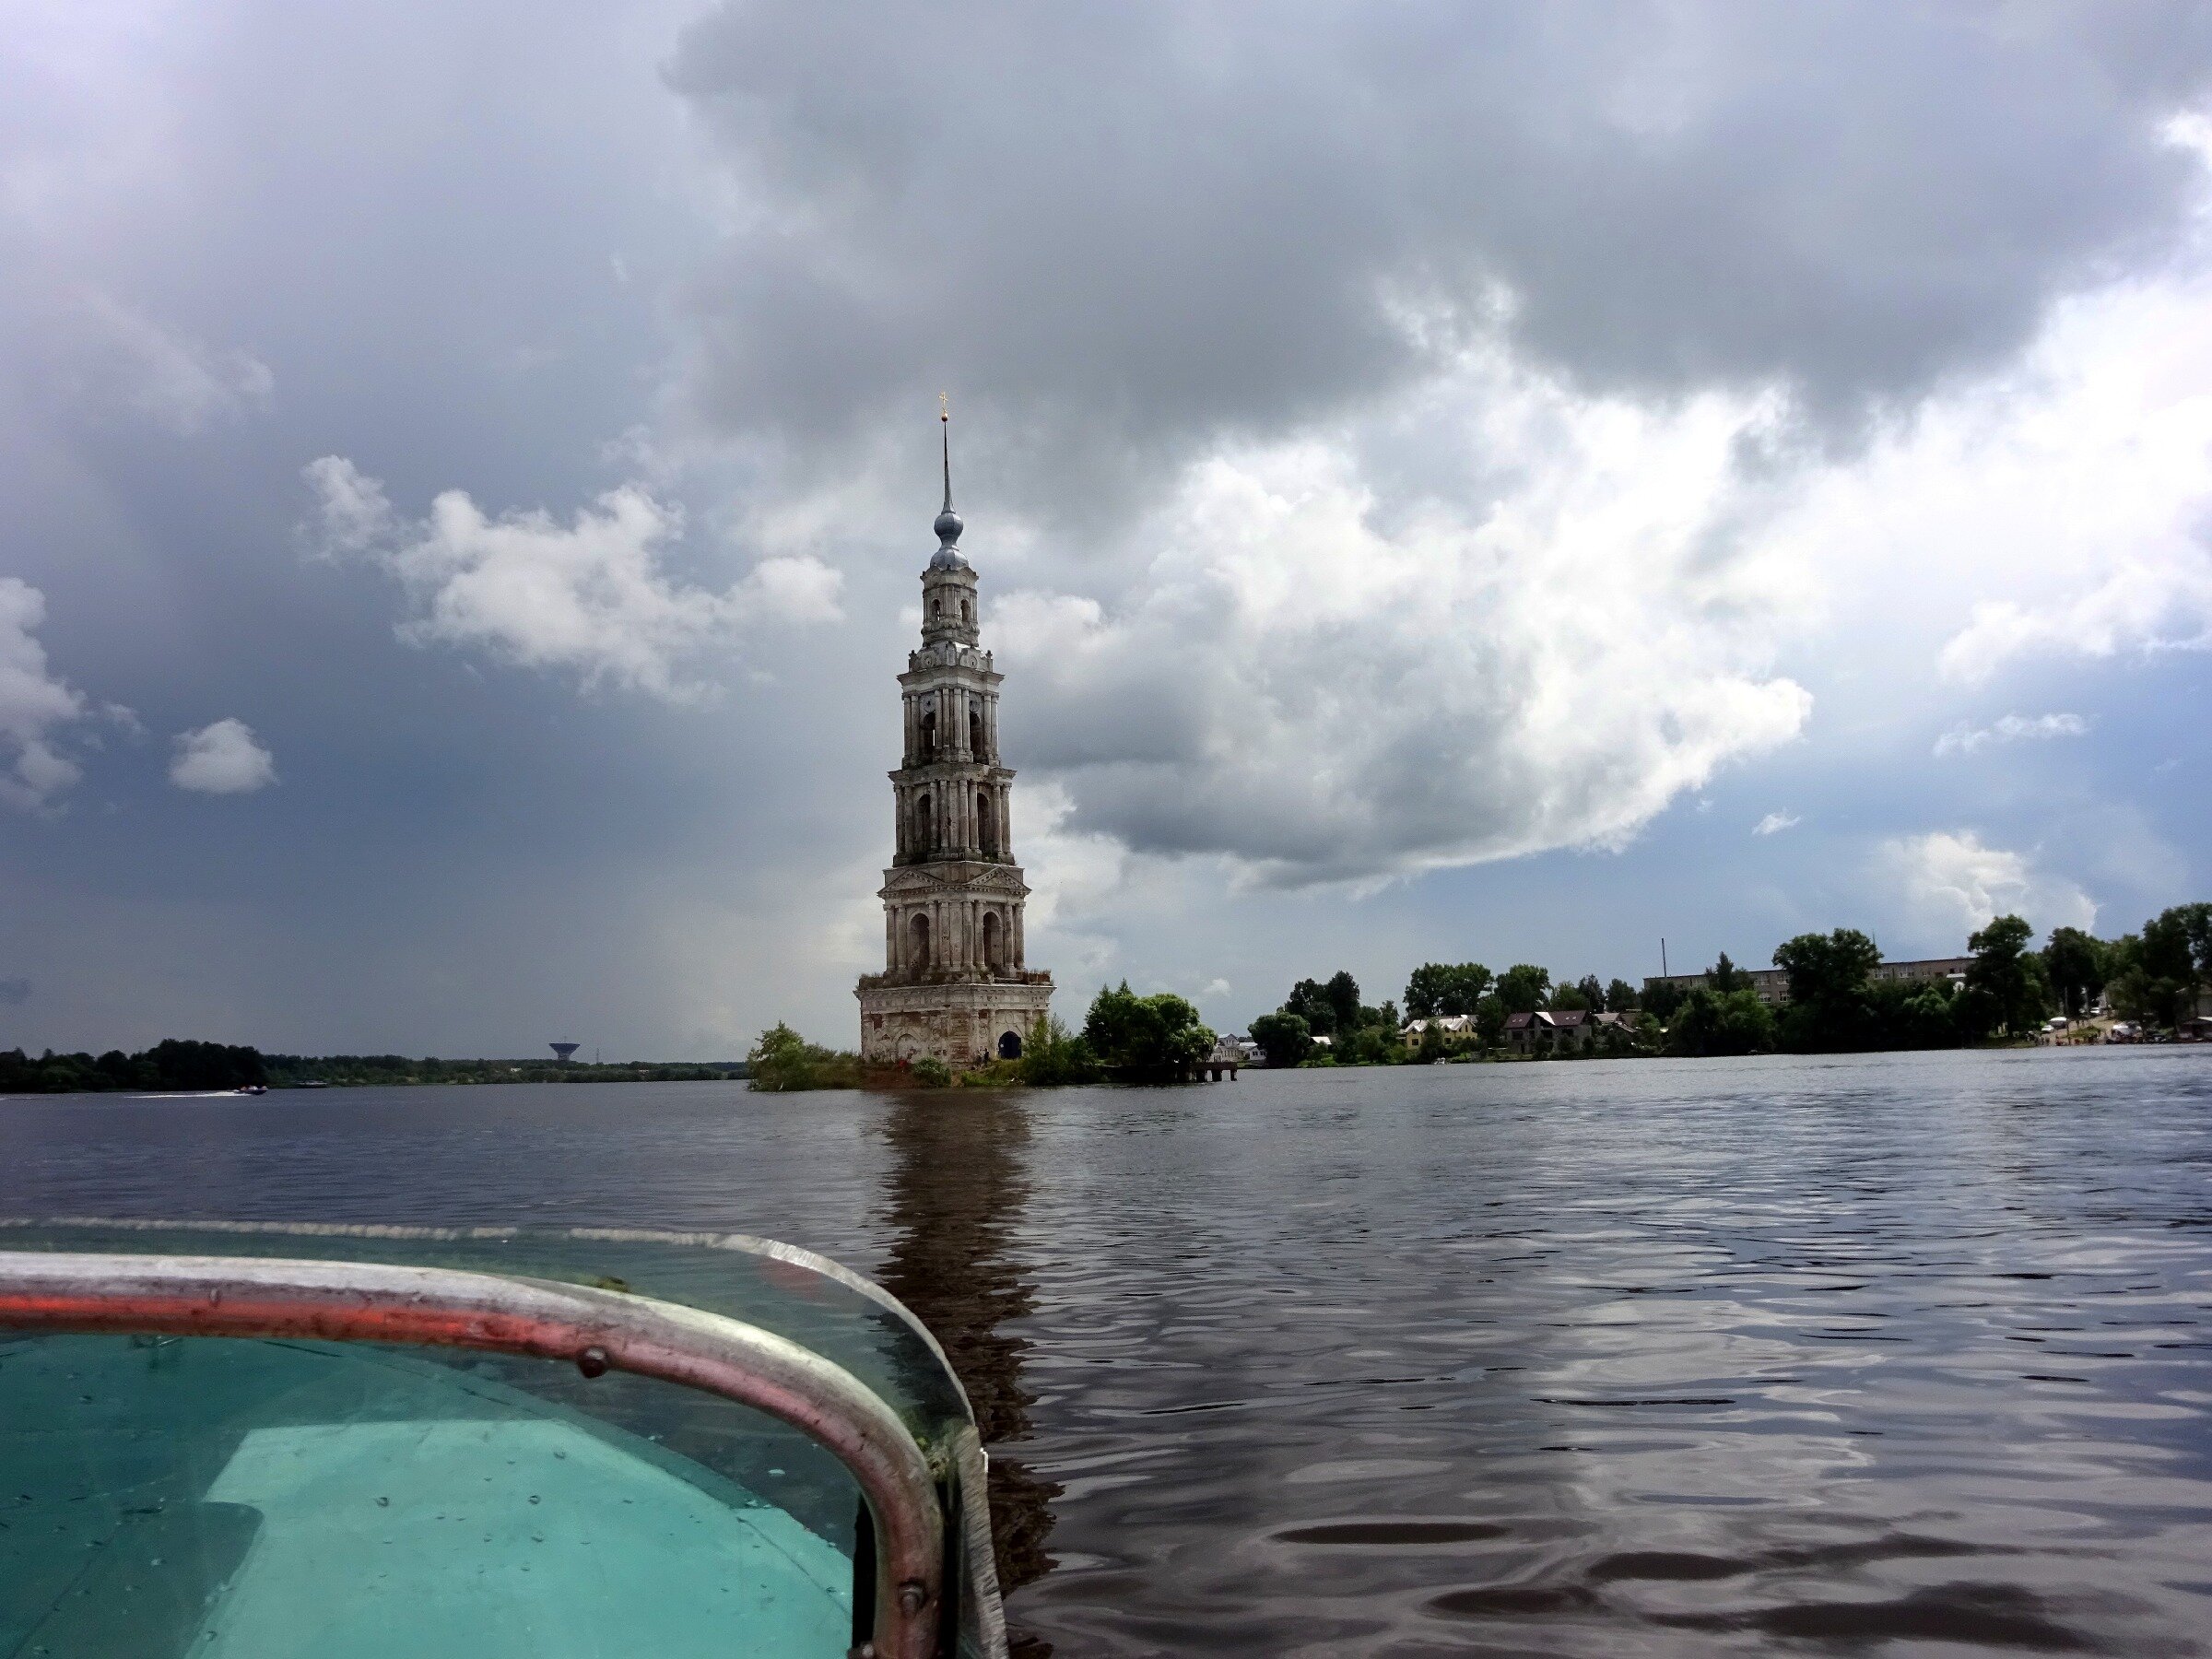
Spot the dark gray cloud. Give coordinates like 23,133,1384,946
0,978,29,1006
667,0,2212,505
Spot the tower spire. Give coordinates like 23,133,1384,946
931,394,965,556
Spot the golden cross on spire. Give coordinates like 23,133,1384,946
939,392,949,422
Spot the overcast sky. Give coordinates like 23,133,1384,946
5,1,2211,1058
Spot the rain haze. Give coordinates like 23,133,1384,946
4,1,2211,1055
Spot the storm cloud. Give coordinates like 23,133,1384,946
666,3,2212,473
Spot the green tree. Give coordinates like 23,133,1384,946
2187,902,2212,988
2041,925,2107,1018
1494,964,1552,1015
1771,928,1880,1052
1019,1015,1101,1085
1573,973,1606,1011
1667,988,1777,1056
1324,971,1363,1037
2126,902,2212,1028
1707,952,1750,994
747,1023,815,1090
1604,978,1639,1014
1335,1021,1405,1065
1085,983,1217,1083
1282,978,1337,1037
1474,994,1508,1048
1642,977,1688,1023
1865,978,1959,1050
745,1023,866,1091
1415,1018,1449,1064
1248,1011,1313,1068
1965,914,2046,1037
1404,962,1493,1018
142,1039,266,1091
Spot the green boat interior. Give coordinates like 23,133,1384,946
0,1221,1005,1659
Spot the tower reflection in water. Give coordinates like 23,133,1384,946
876,1093,1061,1656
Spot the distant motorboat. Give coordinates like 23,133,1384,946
232,1084,268,1096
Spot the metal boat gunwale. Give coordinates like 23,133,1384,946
0,1247,947,1659
0,1216,972,1407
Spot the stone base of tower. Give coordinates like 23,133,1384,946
856,974,1053,1067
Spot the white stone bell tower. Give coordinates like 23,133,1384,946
855,405,1053,1065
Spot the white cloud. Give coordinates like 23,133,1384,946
1880,830,2097,939
61,293,274,433
1753,812,1800,836
1941,562,2212,682
1847,264,2212,685
302,458,844,700
0,577,90,810
995,352,1813,885
169,719,276,794
1933,712,2089,757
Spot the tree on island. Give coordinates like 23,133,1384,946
1018,1015,1102,1085
747,1023,865,1091
1084,983,1217,1083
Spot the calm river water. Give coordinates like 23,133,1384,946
6,1048,2211,1655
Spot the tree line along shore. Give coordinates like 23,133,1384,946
753,900,2211,1088
0,1044,745,1096
1247,902,2210,1065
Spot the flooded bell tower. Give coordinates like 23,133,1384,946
855,403,1053,1065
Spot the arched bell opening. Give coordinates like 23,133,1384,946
982,910,1005,971
920,710,937,760
913,792,933,854
909,912,932,971
977,789,995,856
969,708,983,759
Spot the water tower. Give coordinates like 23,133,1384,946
550,1041,581,1064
